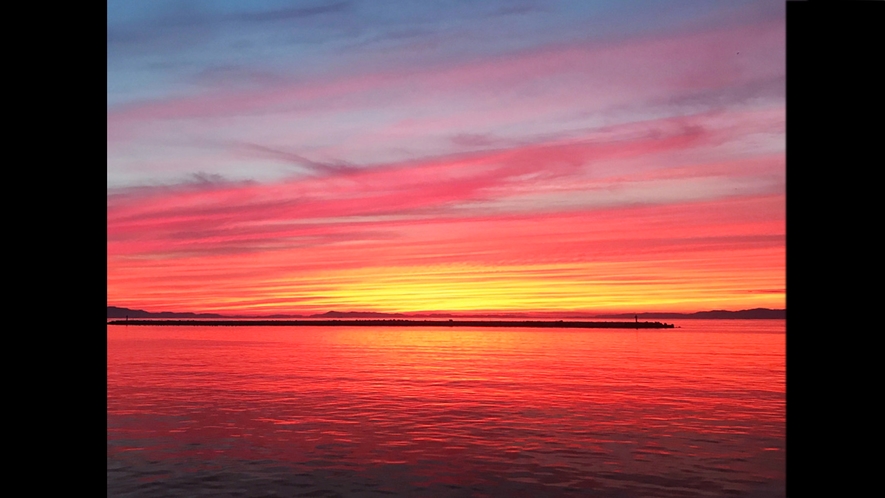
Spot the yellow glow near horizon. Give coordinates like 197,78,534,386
110,244,783,315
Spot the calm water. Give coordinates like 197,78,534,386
107,320,785,497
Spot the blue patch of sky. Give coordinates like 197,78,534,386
108,0,781,109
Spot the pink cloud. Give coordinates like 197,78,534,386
108,19,784,156
109,111,738,253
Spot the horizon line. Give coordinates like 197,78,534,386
107,305,785,317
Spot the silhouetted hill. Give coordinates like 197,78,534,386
108,306,309,319
310,311,408,318
107,306,229,319
595,308,785,319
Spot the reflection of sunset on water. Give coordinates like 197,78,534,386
108,321,784,496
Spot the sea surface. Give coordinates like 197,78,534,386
107,319,785,497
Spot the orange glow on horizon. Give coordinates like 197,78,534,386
108,193,784,316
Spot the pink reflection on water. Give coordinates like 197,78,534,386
108,320,784,496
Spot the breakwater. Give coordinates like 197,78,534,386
107,319,675,329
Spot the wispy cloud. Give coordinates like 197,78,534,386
109,110,781,257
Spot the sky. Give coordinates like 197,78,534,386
107,0,785,316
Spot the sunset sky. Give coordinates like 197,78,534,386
107,0,785,316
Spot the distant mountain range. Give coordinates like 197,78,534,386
108,306,784,320
107,306,229,319
106,307,419,319
595,308,785,319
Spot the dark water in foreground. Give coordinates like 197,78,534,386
107,320,784,497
